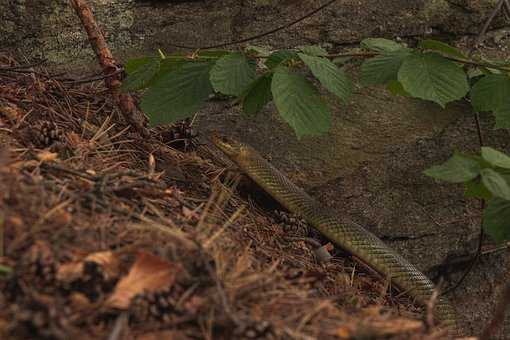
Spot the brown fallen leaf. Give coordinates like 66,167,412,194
106,251,180,310
85,250,121,280
57,250,121,283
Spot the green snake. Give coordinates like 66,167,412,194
212,134,459,336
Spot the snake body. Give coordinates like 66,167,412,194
212,134,458,335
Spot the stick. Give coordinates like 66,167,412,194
69,0,149,137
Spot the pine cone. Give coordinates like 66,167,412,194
129,286,176,323
154,119,198,151
273,210,310,237
31,120,63,148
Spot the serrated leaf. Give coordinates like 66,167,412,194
387,80,410,97
481,168,510,200
424,152,481,183
210,53,256,96
398,52,469,107
418,39,466,59
124,57,156,74
360,51,411,86
470,74,510,113
245,45,271,57
148,58,188,85
271,67,331,138
361,38,407,53
265,50,298,69
141,62,214,126
242,74,273,116
483,198,510,243
494,100,510,129
465,179,492,200
298,53,352,104
297,45,328,56
481,147,510,169
121,57,160,91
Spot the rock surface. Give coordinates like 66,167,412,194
1,0,507,65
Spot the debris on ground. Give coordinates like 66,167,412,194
0,54,448,339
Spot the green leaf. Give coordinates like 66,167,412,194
481,147,510,169
387,80,410,97
424,152,481,183
481,168,510,200
210,53,256,96
467,68,484,79
298,53,352,104
494,100,510,129
332,57,352,65
197,50,231,59
245,45,271,57
483,198,510,243
297,45,328,56
124,57,155,73
361,38,407,53
141,62,214,126
360,51,411,86
465,179,492,200
265,50,298,69
470,74,510,112
121,57,160,91
271,67,331,138
418,39,466,59
242,74,273,116
398,52,469,107
148,58,188,85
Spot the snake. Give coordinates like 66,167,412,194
211,134,459,336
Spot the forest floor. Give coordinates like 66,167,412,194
0,54,455,339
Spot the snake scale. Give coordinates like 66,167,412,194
212,134,459,336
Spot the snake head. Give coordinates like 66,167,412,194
211,133,244,158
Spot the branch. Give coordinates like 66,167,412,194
69,0,149,137
165,0,339,50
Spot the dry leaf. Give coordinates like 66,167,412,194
69,292,92,311
86,250,121,280
56,261,85,283
57,250,120,283
106,251,179,310
36,150,58,162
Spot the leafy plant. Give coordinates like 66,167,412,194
122,45,353,138
122,38,510,139
425,147,510,243
122,38,510,242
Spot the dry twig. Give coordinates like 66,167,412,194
69,0,149,136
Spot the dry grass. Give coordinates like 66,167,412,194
0,54,447,339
